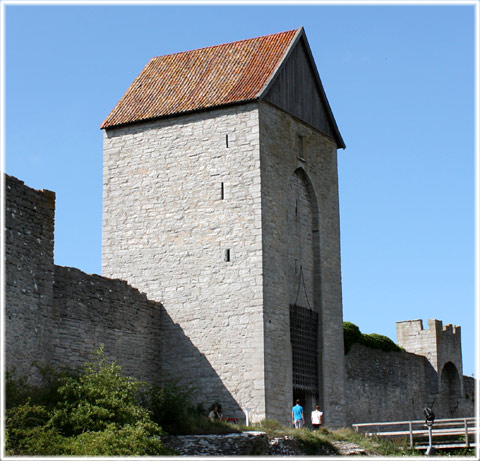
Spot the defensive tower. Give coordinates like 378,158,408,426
396,319,464,415
101,27,346,426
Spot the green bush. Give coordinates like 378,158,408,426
141,380,234,435
50,347,153,436
5,347,169,456
343,322,362,353
362,333,402,352
64,423,173,456
344,322,402,354
141,379,197,434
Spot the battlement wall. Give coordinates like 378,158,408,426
5,174,163,384
396,319,463,378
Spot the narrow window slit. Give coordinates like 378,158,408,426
226,134,229,148
221,182,224,200
224,249,231,262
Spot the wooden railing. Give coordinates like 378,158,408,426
352,417,477,450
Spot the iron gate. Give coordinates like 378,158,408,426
289,304,319,392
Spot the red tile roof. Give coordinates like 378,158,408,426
101,29,299,129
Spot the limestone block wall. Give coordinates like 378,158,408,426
345,344,430,425
258,102,345,427
102,104,265,422
397,319,464,397
5,175,55,384
397,319,462,373
52,266,163,383
344,343,475,425
5,174,163,386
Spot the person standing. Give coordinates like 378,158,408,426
311,405,323,430
208,406,221,420
291,399,304,428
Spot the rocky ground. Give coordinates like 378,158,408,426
161,432,368,456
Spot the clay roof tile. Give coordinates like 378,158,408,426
101,28,299,129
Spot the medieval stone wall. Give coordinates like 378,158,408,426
344,343,475,425
51,266,163,383
5,174,163,385
345,344,430,425
5,175,55,384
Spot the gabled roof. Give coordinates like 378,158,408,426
101,27,344,148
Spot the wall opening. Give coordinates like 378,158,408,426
440,361,461,414
287,168,323,414
290,303,319,426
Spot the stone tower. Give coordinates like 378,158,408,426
396,319,464,414
101,27,346,426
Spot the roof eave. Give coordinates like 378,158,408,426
101,99,259,131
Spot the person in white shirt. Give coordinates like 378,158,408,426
311,405,323,430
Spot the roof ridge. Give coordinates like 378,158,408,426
101,27,324,132
150,27,300,61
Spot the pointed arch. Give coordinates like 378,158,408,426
440,361,461,414
287,167,321,311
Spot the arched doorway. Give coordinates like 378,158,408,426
440,362,461,414
287,168,322,423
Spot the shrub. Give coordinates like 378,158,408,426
5,400,69,456
63,423,174,456
344,322,402,354
142,379,210,435
5,347,169,456
362,333,402,352
49,346,153,436
343,322,362,353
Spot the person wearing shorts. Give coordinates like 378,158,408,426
291,399,304,428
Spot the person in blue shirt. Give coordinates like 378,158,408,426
291,399,304,428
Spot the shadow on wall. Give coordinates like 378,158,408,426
160,310,245,422
51,265,164,384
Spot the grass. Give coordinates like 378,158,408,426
221,420,476,457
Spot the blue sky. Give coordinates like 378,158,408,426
3,3,477,377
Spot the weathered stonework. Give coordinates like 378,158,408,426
345,335,474,424
5,174,163,385
103,104,265,421
259,102,345,427
102,96,347,426
396,319,469,417
51,266,162,383
5,175,55,384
